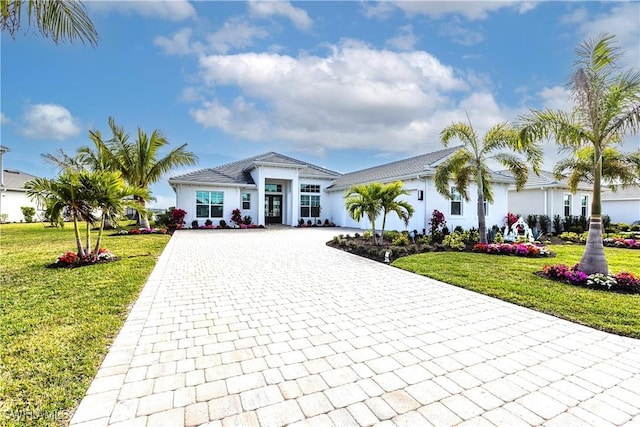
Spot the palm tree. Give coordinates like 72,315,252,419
435,121,542,244
86,170,147,257
519,34,640,275
1,0,98,46
99,117,198,229
25,170,97,258
379,181,415,239
554,146,640,192
345,183,384,245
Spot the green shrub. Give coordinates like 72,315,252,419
494,232,504,243
21,206,36,223
443,232,465,251
631,224,640,232
392,234,409,246
619,223,630,232
538,215,551,234
362,230,372,240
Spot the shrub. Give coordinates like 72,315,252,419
307,219,312,226
526,214,537,229
362,230,372,240
428,210,446,243
494,232,504,243
618,223,630,232
21,206,36,223
542,264,640,294
191,220,199,229
552,215,562,235
538,215,551,234
443,232,465,251
631,224,640,232
204,219,213,227
231,209,242,226
243,215,252,225
392,234,410,246
168,208,186,230
219,219,227,228
298,218,305,226
504,212,518,229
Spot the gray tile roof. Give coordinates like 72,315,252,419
327,146,467,191
169,152,341,185
495,169,591,190
2,169,38,191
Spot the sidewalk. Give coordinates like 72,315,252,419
70,228,640,426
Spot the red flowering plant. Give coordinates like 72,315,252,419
50,248,118,268
541,264,639,294
473,242,553,258
168,208,187,230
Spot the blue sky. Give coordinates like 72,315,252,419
2,1,639,209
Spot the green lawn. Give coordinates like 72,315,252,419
393,245,640,338
0,222,170,427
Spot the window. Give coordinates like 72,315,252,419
300,184,320,193
196,191,224,218
417,190,424,201
451,188,462,216
242,193,251,210
564,194,572,217
265,184,282,193
300,195,320,217
483,200,489,216
581,195,588,217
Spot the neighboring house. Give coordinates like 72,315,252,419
1,168,42,222
169,149,516,232
602,186,640,224
502,170,593,220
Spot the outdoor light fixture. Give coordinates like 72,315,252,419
384,251,391,263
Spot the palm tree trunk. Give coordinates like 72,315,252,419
477,188,487,244
93,214,106,259
578,145,608,275
85,221,91,255
381,211,387,244
370,217,378,245
138,198,151,229
73,216,86,258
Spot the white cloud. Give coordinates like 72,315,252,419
386,25,418,51
438,17,485,46
394,1,537,21
0,112,9,124
87,0,195,21
188,41,509,156
21,104,81,140
569,3,640,68
154,28,204,56
248,1,312,31
538,86,572,112
206,17,269,54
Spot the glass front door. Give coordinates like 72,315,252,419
265,195,282,224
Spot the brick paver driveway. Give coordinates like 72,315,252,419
71,228,640,426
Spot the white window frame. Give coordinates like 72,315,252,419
580,194,589,217
451,187,462,216
563,193,572,217
196,191,224,218
242,193,251,210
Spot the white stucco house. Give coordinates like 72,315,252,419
504,170,593,220
0,145,42,223
168,149,516,233
602,186,640,224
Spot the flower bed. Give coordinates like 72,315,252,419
118,227,168,235
472,242,555,258
603,238,640,249
47,248,120,268
541,264,640,294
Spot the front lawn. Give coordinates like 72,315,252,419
392,245,640,338
0,222,170,426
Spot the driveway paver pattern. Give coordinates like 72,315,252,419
70,228,640,426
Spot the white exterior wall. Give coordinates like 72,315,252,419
327,178,511,234
1,190,41,222
508,188,592,219
602,187,640,224
174,184,257,227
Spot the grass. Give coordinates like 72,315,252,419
393,244,640,338
0,222,170,427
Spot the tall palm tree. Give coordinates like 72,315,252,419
345,183,384,245
100,117,198,229
554,146,640,192
1,0,98,46
379,181,415,239
25,170,97,258
519,34,640,275
435,121,542,244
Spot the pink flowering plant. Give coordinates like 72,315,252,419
603,238,640,249
472,242,554,258
541,264,640,294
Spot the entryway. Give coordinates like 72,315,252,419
265,194,282,224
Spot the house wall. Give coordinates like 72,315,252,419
508,188,592,219
1,190,41,222
174,184,257,227
602,187,640,224
327,178,511,234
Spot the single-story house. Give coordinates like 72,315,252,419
1,168,42,223
502,169,593,220
602,186,640,224
169,149,516,233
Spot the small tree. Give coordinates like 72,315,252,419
344,183,383,245
379,181,414,239
428,210,447,243
20,206,36,223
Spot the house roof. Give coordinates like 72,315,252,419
326,146,514,191
0,145,9,154
496,169,591,190
169,152,342,186
2,169,38,191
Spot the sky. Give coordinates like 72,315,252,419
2,0,639,209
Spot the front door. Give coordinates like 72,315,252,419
265,195,282,224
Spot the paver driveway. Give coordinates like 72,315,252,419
70,228,640,426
